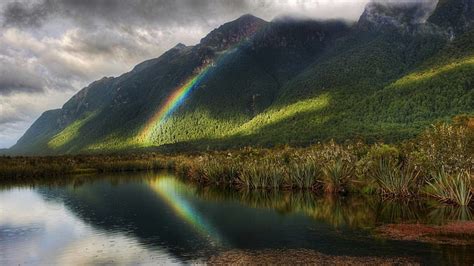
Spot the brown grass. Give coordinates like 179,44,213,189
207,249,418,265
376,221,474,245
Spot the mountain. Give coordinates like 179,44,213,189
357,0,438,31
10,0,474,155
428,0,474,37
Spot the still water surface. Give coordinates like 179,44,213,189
1,171,473,264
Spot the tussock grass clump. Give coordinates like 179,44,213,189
321,159,353,194
315,140,356,194
369,158,420,197
425,170,472,206
288,159,320,190
239,159,287,189
200,157,239,185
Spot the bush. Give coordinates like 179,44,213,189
288,158,320,190
239,159,287,189
315,140,356,194
409,123,473,175
201,156,239,185
358,144,400,173
369,157,420,197
425,170,472,206
321,159,353,194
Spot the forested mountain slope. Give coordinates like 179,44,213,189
10,0,474,154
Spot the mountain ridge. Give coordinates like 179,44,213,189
9,0,474,155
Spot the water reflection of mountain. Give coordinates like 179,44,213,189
36,174,221,263
36,172,474,264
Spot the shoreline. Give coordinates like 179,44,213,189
207,249,419,265
376,221,474,245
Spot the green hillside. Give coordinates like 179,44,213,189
9,0,474,154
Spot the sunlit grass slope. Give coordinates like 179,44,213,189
357,29,474,129
234,30,473,145
48,112,98,151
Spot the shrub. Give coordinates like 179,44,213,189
239,159,287,189
409,123,473,175
358,144,400,174
369,158,420,197
315,140,356,194
201,156,239,185
321,159,353,194
288,158,320,190
425,170,472,206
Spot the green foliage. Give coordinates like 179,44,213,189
407,122,473,175
48,112,98,150
321,159,353,194
232,94,330,136
0,154,172,181
0,157,75,180
369,158,421,197
200,155,239,185
425,170,472,206
92,159,169,173
288,158,320,190
357,144,400,180
239,158,287,189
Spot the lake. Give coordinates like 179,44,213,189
1,171,473,264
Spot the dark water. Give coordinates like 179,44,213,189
1,171,473,265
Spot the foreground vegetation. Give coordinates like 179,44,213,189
0,153,174,179
1,117,473,206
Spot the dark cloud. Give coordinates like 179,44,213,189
65,27,156,58
0,61,44,95
2,0,256,29
2,0,390,30
2,1,53,28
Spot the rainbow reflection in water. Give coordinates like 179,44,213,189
148,177,223,245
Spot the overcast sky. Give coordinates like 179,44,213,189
0,0,379,148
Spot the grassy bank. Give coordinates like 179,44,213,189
377,221,474,245
0,154,175,180
174,118,473,206
1,117,473,206
207,249,417,265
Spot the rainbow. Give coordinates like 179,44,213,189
149,177,222,245
140,23,267,144
140,65,212,142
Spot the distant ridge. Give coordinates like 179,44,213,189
10,1,474,155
